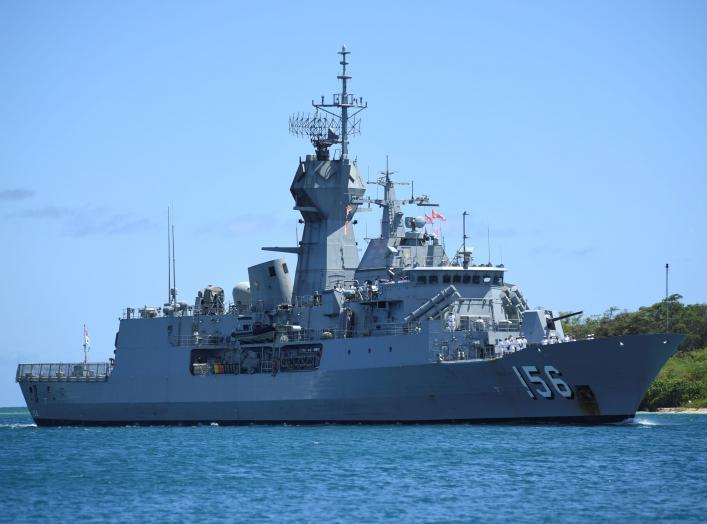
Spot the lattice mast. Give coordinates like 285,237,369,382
360,157,436,240
265,47,368,298
289,46,367,160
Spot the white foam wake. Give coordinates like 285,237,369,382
0,423,37,429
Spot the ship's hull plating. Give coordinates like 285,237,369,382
19,333,682,426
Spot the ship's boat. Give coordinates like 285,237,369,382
16,47,684,426
231,323,277,344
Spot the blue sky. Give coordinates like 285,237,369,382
1,1,705,406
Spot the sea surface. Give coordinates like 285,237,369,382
1,408,706,523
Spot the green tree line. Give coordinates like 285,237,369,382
561,295,707,410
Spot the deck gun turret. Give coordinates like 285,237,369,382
546,311,583,330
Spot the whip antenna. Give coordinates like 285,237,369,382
171,208,177,305
167,207,171,304
487,225,491,265
462,211,469,269
665,263,669,332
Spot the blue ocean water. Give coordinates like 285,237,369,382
1,408,706,523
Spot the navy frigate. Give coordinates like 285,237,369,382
16,47,683,425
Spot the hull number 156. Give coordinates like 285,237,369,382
511,365,574,400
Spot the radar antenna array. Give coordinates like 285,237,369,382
289,46,367,160
289,112,343,141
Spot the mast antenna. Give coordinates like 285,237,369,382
665,263,670,332
487,225,491,265
338,46,351,158
167,207,171,304
82,324,90,365
462,211,469,269
171,209,177,305
288,46,367,160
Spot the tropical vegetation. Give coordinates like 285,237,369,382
561,295,707,410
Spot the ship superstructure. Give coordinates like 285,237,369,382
16,48,683,425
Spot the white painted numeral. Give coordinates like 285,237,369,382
513,364,575,400
544,366,574,399
522,365,553,398
512,366,536,399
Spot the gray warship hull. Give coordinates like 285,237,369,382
18,333,682,426
15,47,682,427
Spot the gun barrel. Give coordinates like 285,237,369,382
550,311,583,322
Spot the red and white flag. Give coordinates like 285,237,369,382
83,324,90,348
345,204,353,236
425,214,434,224
431,209,447,221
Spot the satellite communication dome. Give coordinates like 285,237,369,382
232,282,251,307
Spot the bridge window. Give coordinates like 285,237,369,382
483,276,491,283
282,263,289,274
463,276,471,284
268,265,276,277
429,275,439,284
443,275,451,284
417,276,427,284
453,275,461,284
472,275,480,284
494,275,502,285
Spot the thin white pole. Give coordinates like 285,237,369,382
665,263,669,332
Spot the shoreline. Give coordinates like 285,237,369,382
645,408,707,414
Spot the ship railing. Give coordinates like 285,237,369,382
122,305,194,319
455,297,496,306
434,345,501,363
372,322,423,337
170,335,226,347
459,320,521,333
430,331,516,363
171,321,423,347
489,320,521,332
16,363,111,383
291,322,422,341
293,295,316,307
